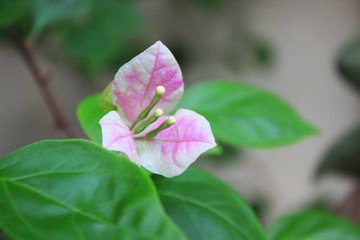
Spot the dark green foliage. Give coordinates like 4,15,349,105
337,36,360,93
57,0,144,73
0,0,144,73
316,125,360,179
153,168,266,240
225,36,274,72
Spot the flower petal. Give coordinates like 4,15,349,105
135,109,216,177
99,111,139,165
111,41,184,126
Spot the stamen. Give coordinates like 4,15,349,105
136,116,176,140
133,109,163,135
130,86,166,129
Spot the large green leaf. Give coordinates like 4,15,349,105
177,81,317,148
337,37,360,93
0,140,186,240
315,125,360,179
267,211,360,240
77,94,104,144
152,168,266,240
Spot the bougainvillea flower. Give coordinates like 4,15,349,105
99,41,216,177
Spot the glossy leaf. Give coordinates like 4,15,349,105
177,81,317,148
0,139,186,240
77,94,104,144
337,37,360,93
315,125,360,179
152,168,266,240
267,211,360,240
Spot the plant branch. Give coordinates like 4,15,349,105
5,27,77,138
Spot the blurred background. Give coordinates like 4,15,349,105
1,0,360,225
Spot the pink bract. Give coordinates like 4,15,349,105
112,41,184,127
100,41,216,177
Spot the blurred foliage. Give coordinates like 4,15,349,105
165,41,191,70
29,0,89,40
302,195,333,212
267,210,360,240
0,0,274,76
225,35,274,72
0,231,11,240
183,0,223,10
318,36,360,180
0,0,87,39
315,125,360,179
0,1,26,28
247,195,269,223
57,0,144,73
206,143,241,162
337,36,360,93
0,0,145,73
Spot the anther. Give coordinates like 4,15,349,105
155,86,165,96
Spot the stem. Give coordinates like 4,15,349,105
5,27,77,138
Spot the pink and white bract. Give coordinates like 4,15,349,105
99,41,216,177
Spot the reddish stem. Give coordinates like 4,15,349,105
5,27,77,138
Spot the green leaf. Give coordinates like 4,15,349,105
337,37,360,93
0,0,26,27
315,125,360,179
99,82,117,113
0,231,12,240
177,81,318,148
267,210,360,240
29,0,89,40
0,139,186,240
152,168,266,240
77,94,105,144
203,145,223,156
58,0,143,73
